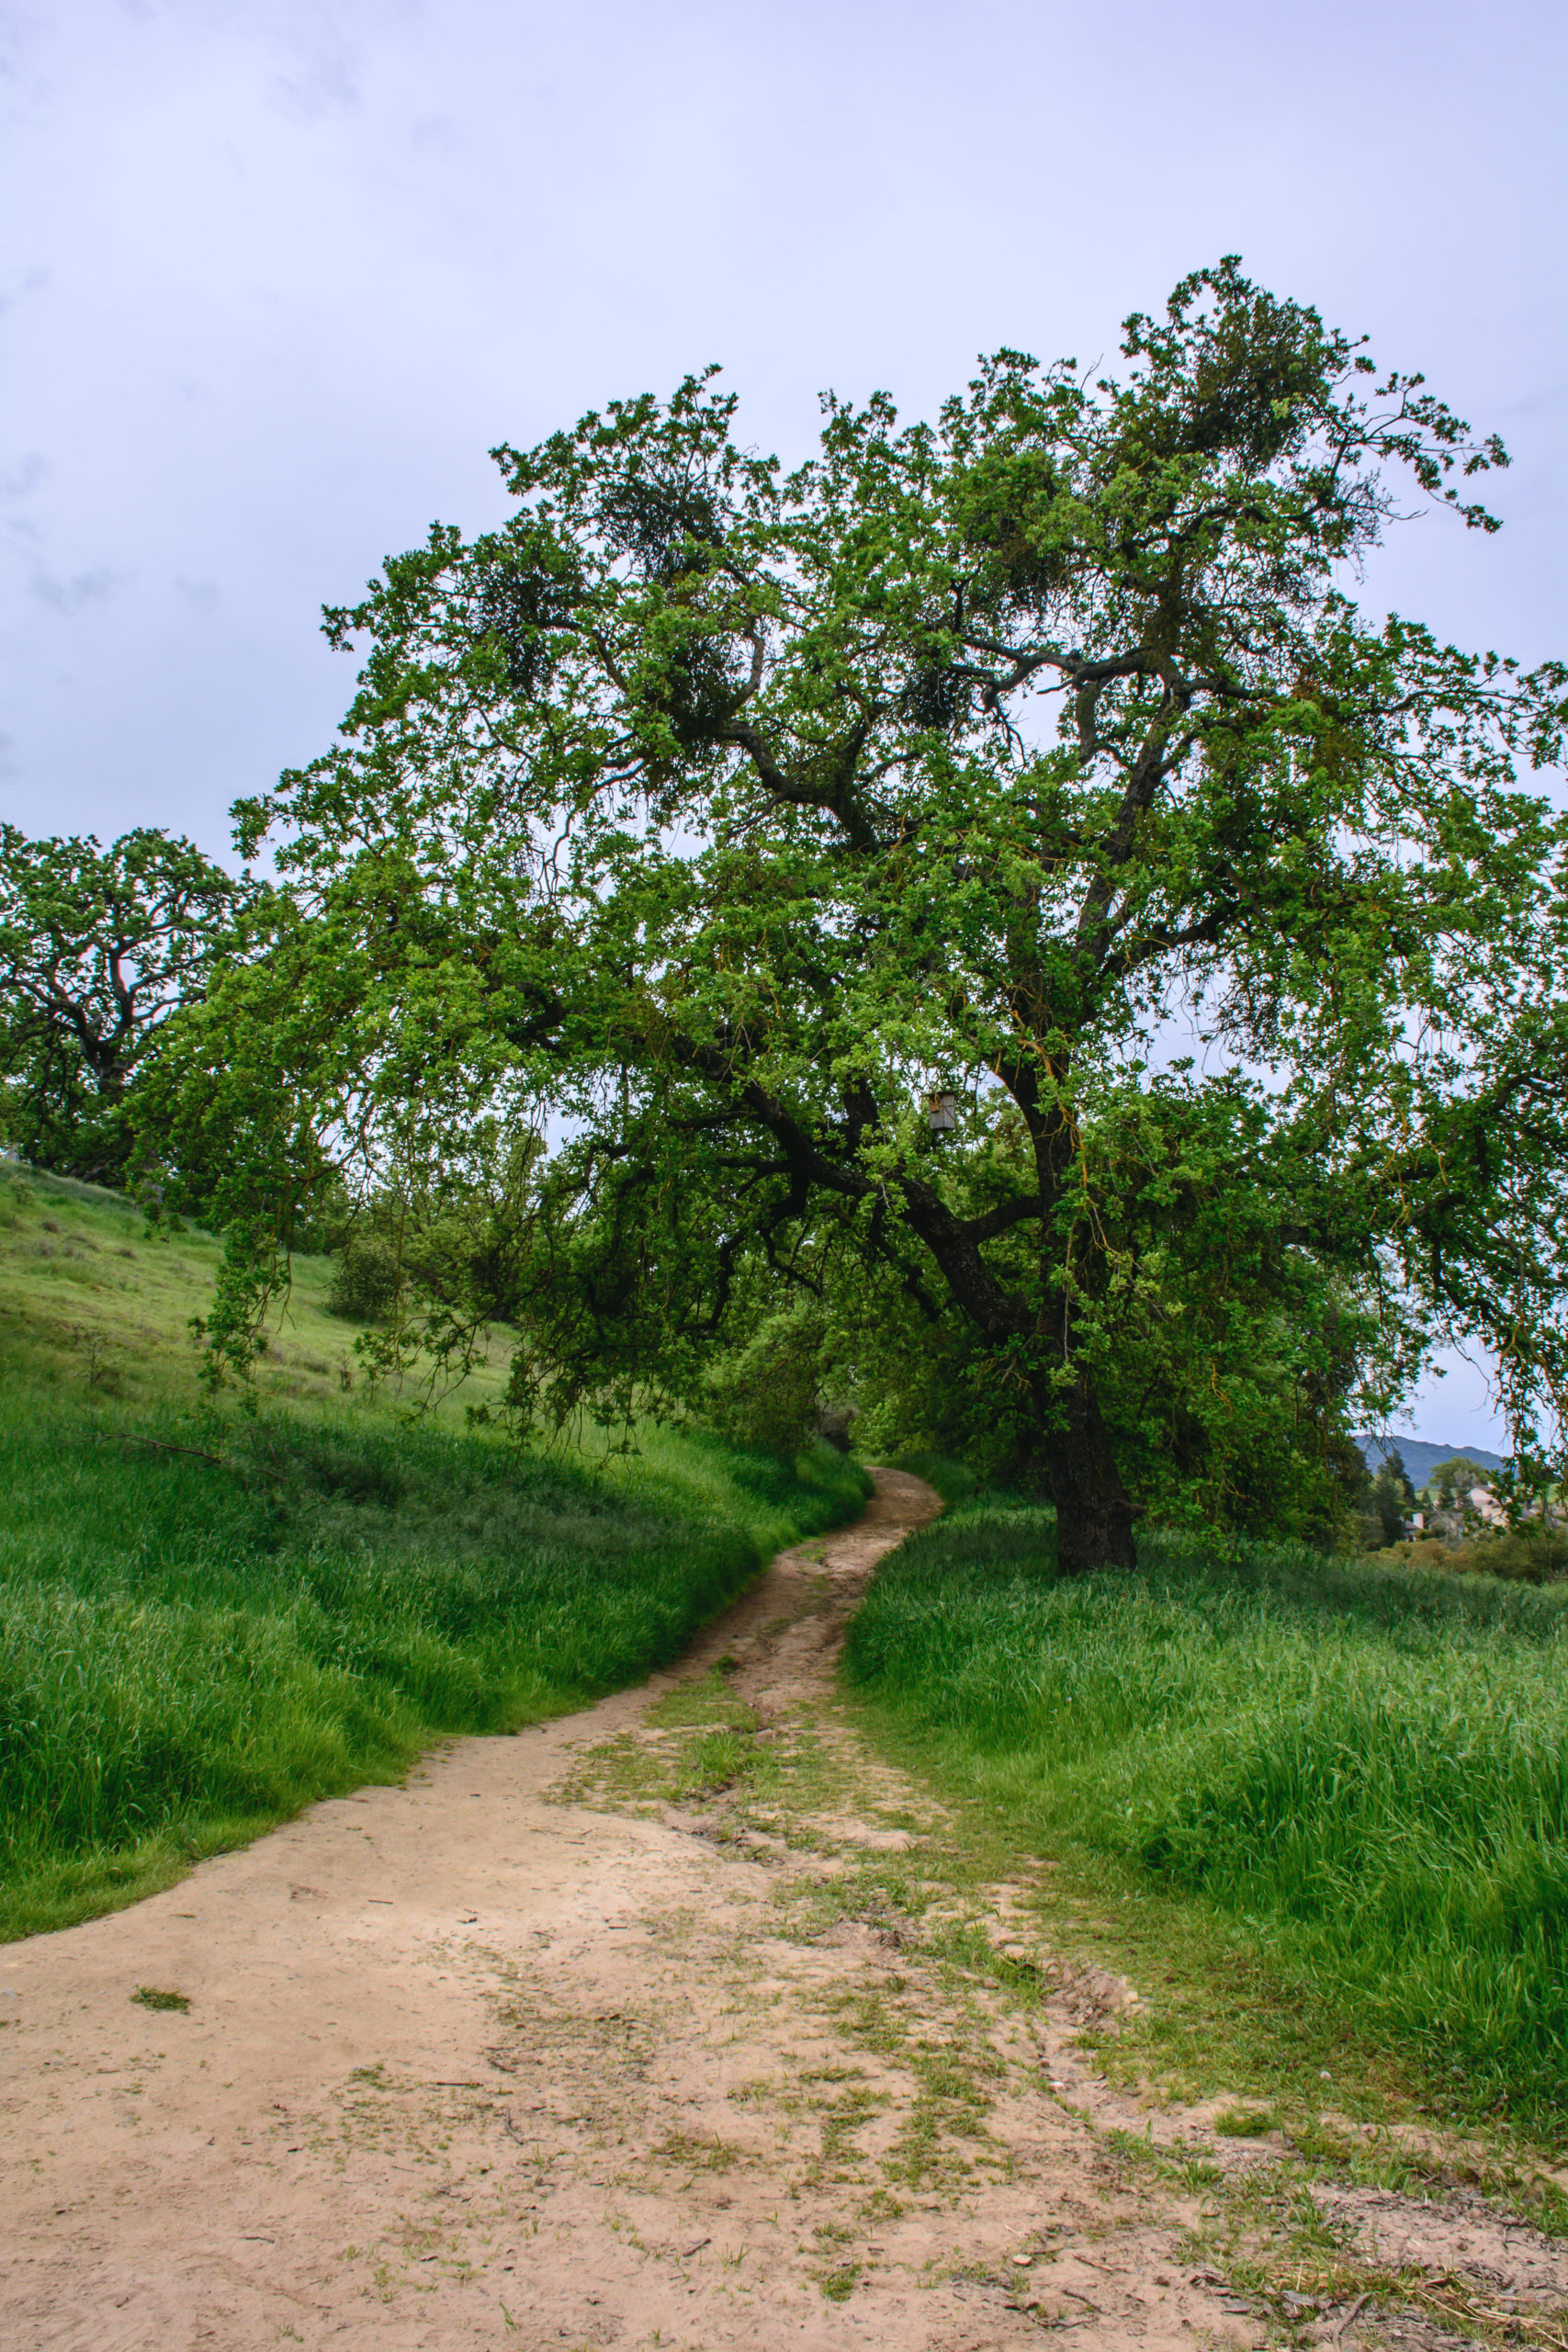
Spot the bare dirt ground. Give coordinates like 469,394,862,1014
4,1469,1564,2352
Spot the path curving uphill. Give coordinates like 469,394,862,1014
0,1472,1328,2349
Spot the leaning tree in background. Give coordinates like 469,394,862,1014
152,260,1567,1567
0,825,243,1183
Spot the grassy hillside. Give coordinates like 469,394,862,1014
0,1166,869,1939
844,1499,1568,2134
0,1162,522,1421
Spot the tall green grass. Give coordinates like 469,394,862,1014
843,1503,1568,2127
0,1393,867,1939
881,1451,978,1505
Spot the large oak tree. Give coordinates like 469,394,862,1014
160,262,1567,1567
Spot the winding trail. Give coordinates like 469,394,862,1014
5,1471,1550,2352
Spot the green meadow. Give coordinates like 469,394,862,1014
844,1496,1568,2134
7,1164,1565,2151
0,1166,867,1938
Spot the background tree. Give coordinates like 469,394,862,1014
1371,1445,1418,1547
1427,1453,1493,1520
0,826,243,1183
155,260,1567,1567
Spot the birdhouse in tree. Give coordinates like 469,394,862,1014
927,1091,959,1133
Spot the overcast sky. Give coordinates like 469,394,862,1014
5,0,1564,1449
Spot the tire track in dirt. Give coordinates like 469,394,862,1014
4,1469,1558,2351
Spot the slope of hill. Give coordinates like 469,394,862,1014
0,1162,513,1420
0,1164,869,1939
1359,1433,1505,1487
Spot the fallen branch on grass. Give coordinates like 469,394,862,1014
95,1432,227,1467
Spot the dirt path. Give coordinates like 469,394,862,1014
4,1471,1562,2352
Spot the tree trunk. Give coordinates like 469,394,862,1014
1039,1379,1137,1574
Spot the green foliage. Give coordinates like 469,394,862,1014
0,825,243,1183
700,1304,828,1456
1370,1445,1418,1546
1426,1453,1495,1510
1468,1525,1568,1579
1370,1526,1568,1583
821,1077,1386,1536
844,1500,1568,2127
148,259,1567,1566
325,1231,403,1322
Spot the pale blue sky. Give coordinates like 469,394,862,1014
4,0,1563,1450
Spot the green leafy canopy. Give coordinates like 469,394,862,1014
149,258,1568,1566
0,826,244,1185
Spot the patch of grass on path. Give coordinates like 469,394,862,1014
879,1453,977,1505
841,1499,1568,2143
0,1168,869,1939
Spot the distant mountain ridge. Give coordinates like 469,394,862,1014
1359,1434,1505,1487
